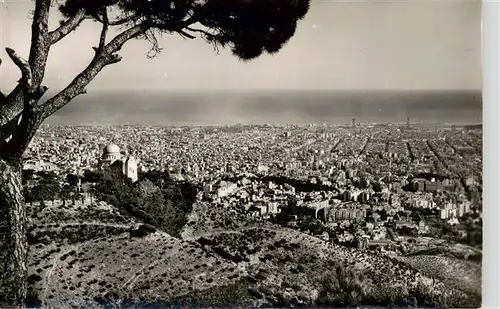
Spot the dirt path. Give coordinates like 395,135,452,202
36,222,134,229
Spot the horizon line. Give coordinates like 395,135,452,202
53,88,483,93
42,121,483,127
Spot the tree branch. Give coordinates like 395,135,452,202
94,14,138,26
142,29,163,58
180,14,200,29
149,13,201,39
49,9,87,45
0,0,52,127
94,8,109,54
152,22,197,39
0,11,145,128
40,23,149,120
0,49,48,159
104,23,150,54
178,30,196,39
28,0,51,88
185,26,213,37
6,48,33,98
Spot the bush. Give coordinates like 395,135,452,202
316,262,370,307
89,168,198,238
27,274,43,285
26,289,41,308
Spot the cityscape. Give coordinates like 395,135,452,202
21,121,482,307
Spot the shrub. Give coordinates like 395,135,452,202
248,288,263,299
129,225,156,238
27,274,42,285
281,281,292,289
315,262,371,307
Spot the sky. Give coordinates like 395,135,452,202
0,0,482,92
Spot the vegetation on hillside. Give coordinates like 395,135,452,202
22,168,197,238
85,168,197,237
185,202,481,309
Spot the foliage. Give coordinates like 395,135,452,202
375,208,388,221
171,277,254,308
398,226,418,237
467,230,482,247
23,171,62,205
138,170,172,185
22,169,35,185
66,173,80,187
89,168,197,237
59,184,73,206
372,182,383,192
298,219,325,234
58,0,310,60
316,263,369,307
91,277,254,309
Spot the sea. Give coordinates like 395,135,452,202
46,90,482,126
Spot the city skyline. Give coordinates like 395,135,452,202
1,0,482,92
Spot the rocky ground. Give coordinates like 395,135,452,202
26,200,482,308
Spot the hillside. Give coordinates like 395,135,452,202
395,255,481,297
27,199,243,309
180,202,481,307
26,199,481,308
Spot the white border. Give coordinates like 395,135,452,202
482,1,500,308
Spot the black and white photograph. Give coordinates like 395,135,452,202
0,0,485,308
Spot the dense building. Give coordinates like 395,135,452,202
440,201,471,220
323,207,366,222
24,124,482,260
23,159,61,173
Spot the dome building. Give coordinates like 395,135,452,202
100,143,139,183
102,143,122,164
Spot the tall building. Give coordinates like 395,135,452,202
100,143,139,183
122,157,139,183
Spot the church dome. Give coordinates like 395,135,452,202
103,143,121,155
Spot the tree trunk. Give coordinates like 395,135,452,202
0,158,28,307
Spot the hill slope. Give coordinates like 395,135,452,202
26,200,481,308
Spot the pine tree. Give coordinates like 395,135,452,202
0,1,310,305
